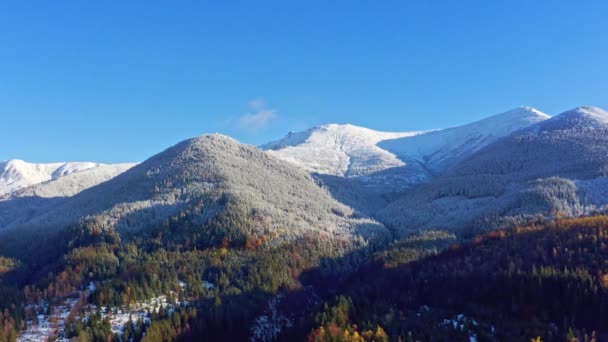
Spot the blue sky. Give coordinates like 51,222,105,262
1,1,607,163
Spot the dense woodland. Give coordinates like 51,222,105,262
296,215,608,341
2,214,608,341
0,203,366,341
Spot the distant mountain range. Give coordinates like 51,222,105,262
264,107,550,188
1,106,607,255
0,160,135,197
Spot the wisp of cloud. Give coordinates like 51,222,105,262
238,98,277,132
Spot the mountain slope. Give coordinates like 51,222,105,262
305,215,608,340
379,106,608,235
0,134,388,256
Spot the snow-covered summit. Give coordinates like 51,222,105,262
261,124,424,177
378,106,550,172
0,159,135,196
2,163,136,200
263,107,550,181
546,106,608,126
0,160,99,195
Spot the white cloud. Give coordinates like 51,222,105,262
238,98,277,131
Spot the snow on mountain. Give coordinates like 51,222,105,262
449,106,608,181
1,163,136,200
537,106,608,130
0,160,101,195
261,108,550,195
0,159,136,197
378,106,551,173
261,124,424,177
379,106,608,236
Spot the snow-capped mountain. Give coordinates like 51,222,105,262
449,106,608,180
378,106,550,173
262,124,424,177
0,160,136,196
1,163,135,200
379,106,608,236
0,160,96,195
262,107,550,191
2,105,607,254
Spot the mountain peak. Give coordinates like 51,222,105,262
545,106,608,127
318,123,360,130
261,124,422,177
2,159,25,165
517,106,551,118
481,106,550,123
189,133,239,144
563,106,608,121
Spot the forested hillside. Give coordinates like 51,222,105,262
4,212,608,341
0,134,389,342
299,215,608,341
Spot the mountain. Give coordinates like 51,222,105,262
0,134,388,256
262,124,423,177
263,108,550,192
447,106,608,181
1,163,135,200
0,163,135,232
379,106,608,236
378,106,550,173
0,159,135,196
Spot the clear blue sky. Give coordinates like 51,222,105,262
1,1,607,163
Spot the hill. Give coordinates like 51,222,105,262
0,134,388,257
300,215,608,341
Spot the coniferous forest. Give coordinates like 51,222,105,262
2,213,608,341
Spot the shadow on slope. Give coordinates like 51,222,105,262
288,216,608,340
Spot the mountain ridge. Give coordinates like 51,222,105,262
0,159,136,196
263,107,551,193
379,106,608,235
